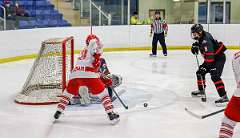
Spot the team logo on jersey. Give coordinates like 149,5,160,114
204,46,208,52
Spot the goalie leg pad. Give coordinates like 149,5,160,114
57,90,74,112
78,86,91,105
219,115,236,138
96,89,114,113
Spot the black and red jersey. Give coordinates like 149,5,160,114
198,32,227,64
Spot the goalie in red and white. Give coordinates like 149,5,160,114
68,57,123,105
219,51,240,138
54,34,120,123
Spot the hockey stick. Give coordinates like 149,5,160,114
112,88,128,110
195,54,207,102
185,107,224,119
195,54,200,67
111,89,126,102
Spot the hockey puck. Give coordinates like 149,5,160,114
143,103,148,107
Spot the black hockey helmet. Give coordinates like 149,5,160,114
191,24,204,33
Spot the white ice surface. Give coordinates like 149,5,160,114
0,50,239,138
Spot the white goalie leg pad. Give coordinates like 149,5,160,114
219,115,237,138
78,86,91,105
96,89,113,113
222,115,237,127
69,96,81,105
57,90,74,112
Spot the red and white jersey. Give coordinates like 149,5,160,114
76,39,103,67
232,51,240,97
70,39,103,79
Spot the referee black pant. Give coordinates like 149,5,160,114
152,32,167,55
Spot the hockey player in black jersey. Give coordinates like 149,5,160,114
190,24,229,106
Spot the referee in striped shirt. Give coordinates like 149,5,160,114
150,10,168,57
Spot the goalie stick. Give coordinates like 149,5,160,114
112,89,126,102
185,107,225,119
112,88,128,110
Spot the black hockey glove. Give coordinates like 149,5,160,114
191,42,200,55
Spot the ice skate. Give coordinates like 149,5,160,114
191,90,205,97
215,95,229,107
108,112,120,124
54,110,62,120
191,90,206,102
149,54,157,57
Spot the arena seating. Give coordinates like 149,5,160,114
0,0,71,29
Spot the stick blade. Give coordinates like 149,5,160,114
184,108,203,119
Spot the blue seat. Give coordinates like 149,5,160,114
16,0,70,29
28,20,36,28
59,20,68,27
35,10,43,15
48,20,58,27
36,1,48,6
36,5,52,10
18,1,27,6
36,19,48,28
19,20,29,29
25,6,34,11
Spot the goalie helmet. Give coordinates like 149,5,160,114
86,34,99,45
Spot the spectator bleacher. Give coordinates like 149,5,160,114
0,0,71,29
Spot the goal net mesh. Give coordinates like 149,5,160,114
15,37,74,105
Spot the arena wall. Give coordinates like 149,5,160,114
0,24,239,63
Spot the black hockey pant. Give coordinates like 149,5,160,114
196,54,226,97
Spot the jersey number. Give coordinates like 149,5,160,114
79,49,88,60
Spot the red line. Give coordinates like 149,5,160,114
217,86,225,90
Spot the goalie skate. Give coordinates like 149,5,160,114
54,110,62,120
108,112,120,125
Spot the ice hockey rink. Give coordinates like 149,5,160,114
0,50,239,138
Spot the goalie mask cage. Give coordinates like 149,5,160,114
15,36,74,105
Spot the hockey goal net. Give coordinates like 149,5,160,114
15,36,74,105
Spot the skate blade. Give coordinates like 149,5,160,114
201,97,207,102
215,102,228,107
110,118,120,125
191,94,206,98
